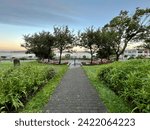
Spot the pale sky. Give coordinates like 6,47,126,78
0,0,149,51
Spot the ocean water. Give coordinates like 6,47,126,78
0,52,35,58
0,51,91,59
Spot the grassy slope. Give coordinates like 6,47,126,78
83,65,131,113
21,65,68,113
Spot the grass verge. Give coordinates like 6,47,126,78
83,65,131,113
21,65,68,113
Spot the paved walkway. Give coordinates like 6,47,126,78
43,64,107,113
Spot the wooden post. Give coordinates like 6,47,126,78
13,58,20,66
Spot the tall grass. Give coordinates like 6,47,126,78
0,62,55,112
22,65,68,112
98,59,150,112
83,65,131,113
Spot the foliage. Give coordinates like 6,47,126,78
96,28,115,60
22,31,55,61
0,62,56,112
19,57,27,60
83,65,131,112
21,8,149,62
143,25,150,49
105,8,150,61
53,26,75,64
136,55,146,59
82,55,87,60
98,59,150,112
79,26,98,64
65,54,71,59
1,56,7,59
21,65,68,112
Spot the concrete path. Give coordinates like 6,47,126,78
43,64,107,113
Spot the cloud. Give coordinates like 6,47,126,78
0,0,77,27
0,0,149,28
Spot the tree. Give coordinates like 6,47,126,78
105,8,150,61
95,28,115,60
79,26,98,64
53,26,75,64
144,41,150,49
143,25,150,49
21,31,55,61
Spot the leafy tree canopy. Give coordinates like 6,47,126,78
53,25,75,64
105,8,150,60
79,26,98,64
22,31,55,60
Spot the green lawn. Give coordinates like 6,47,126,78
83,65,131,113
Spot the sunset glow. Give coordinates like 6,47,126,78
0,0,149,51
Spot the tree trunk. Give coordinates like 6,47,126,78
90,57,93,65
59,50,62,64
90,53,93,65
48,47,51,62
116,54,120,61
115,41,128,61
90,48,93,65
100,58,103,64
107,56,110,60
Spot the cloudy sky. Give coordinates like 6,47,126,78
0,0,149,51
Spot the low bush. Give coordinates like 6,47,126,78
0,63,55,112
98,59,150,112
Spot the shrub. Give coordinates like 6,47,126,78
0,63,55,112
19,57,27,60
98,59,150,112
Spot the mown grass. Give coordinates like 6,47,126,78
21,64,68,113
83,65,131,113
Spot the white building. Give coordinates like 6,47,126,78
121,49,150,60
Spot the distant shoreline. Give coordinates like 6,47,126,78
0,51,36,59
0,50,26,53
